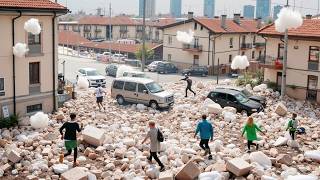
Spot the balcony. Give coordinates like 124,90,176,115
254,42,266,49
84,28,91,32
259,56,283,70
240,43,252,50
95,28,102,32
182,44,203,52
73,28,80,32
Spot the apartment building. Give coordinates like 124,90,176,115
258,18,320,103
0,0,68,117
59,16,175,43
160,14,266,74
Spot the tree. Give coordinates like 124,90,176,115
135,46,154,60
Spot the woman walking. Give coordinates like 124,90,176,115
242,117,264,153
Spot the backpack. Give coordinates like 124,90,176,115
157,128,164,142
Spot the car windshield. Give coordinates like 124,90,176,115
241,89,252,97
146,82,164,93
235,93,249,103
86,70,99,76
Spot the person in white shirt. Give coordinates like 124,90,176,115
94,84,105,111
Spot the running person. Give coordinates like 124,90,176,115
242,117,265,153
180,74,196,97
194,114,213,159
94,84,105,111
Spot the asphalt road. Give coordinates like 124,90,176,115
58,54,228,88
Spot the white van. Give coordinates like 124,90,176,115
111,77,174,109
122,71,148,78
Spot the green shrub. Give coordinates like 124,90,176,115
236,71,263,87
267,81,278,91
0,114,19,129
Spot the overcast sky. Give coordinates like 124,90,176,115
57,0,319,16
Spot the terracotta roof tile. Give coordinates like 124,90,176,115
0,0,66,10
258,19,320,39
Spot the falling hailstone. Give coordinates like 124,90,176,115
77,76,89,90
231,55,250,70
30,112,49,129
275,7,303,33
13,43,29,58
24,18,41,35
176,29,194,44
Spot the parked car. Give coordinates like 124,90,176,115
124,59,142,69
156,62,178,74
181,66,208,77
112,54,125,62
207,88,264,115
111,77,174,109
105,64,119,77
122,71,148,78
76,68,106,87
215,86,267,106
147,61,162,72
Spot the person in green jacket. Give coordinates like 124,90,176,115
286,113,298,140
242,117,265,152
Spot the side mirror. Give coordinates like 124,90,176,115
143,90,148,94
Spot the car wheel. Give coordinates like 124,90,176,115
149,100,159,109
116,95,125,105
241,110,248,116
164,71,168,74
201,73,206,77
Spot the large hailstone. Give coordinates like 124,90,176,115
30,112,49,129
77,76,89,90
176,29,194,44
24,18,41,35
13,43,29,58
231,55,250,70
275,7,303,33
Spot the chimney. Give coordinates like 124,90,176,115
256,17,262,29
233,13,241,24
221,15,227,29
306,14,312,19
187,12,194,19
214,16,219,19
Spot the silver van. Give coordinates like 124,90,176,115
111,77,174,109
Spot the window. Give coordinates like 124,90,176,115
28,31,41,54
63,25,67,30
229,38,233,48
193,55,199,65
242,35,246,44
113,81,124,89
155,31,160,41
253,36,256,45
138,84,148,93
194,23,197,30
194,38,199,47
229,55,232,63
201,25,204,30
27,104,42,114
124,82,137,92
0,78,3,91
308,75,318,90
241,51,245,56
168,54,172,61
278,43,284,59
29,62,40,85
309,46,320,62
216,93,226,99
252,51,255,59
227,95,237,102
168,35,172,45
120,25,127,32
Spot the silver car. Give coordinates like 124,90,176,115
76,68,106,87
111,77,174,109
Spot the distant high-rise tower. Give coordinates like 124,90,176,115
273,5,283,19
256,0,271,21
139,0,156,18
204,0,215,18
170,0,182,18
243,5,255,19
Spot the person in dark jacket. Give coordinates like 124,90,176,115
59,113,83,166
194,114,213,159
180,74,196,97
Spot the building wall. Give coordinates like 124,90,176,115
263,37,320,102
244,5,255,19
0,14,57,117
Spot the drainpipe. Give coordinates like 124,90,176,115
52,12,57,112
12,11,22,115
211,33,223,75
207,33,212,66
262,36,267,64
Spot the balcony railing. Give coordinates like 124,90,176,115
254,42,266,48
308,61,319,71
259,56,283,70
241,43,252,49
84,28,91,32
95,29,102,32
182,44,203,52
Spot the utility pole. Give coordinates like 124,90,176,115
281,0,289,100
141,0,146,72
216,58,220,84
109,3,112,54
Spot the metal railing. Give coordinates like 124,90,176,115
254,42,266,48
241,43,252,49
182,44,203,51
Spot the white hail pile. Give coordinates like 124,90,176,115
116,65,134,78
176,30,194,44
231,55,250,70
30,112,49,129
12,43,29,58
24,18,41,35
275,7,303,33
77,76,89,90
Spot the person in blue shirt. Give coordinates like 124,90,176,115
194,114,213,159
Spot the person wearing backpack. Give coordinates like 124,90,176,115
141,121,165,172
180,74,196,97
94,84,105,111
286,113,298,140
194,114,213,160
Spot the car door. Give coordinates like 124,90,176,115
123,81,137,103
226,94,239,109
137,83,150,105
212,92,227,107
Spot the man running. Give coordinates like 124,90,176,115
180,74,196,97
94,84,105,111
194,114,213,160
